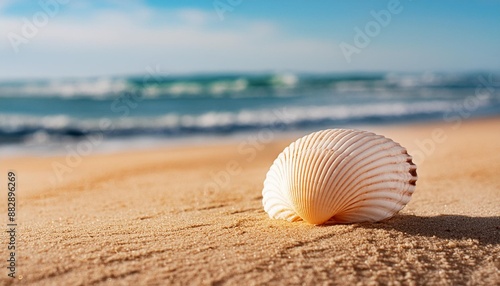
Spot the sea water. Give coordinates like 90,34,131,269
0,72,499,155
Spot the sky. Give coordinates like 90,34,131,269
0,0,499,79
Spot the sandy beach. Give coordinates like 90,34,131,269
1,117,499,285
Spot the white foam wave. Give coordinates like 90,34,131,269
384,72,467,88
0,78,129,98
0,100,461,135
271,73,299,88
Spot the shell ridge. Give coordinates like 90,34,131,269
263,146,295,220
302,148,333,222
323,134,392,213
292,129,358,223
313,149,345,223
343,199,405,217
306,149,332,222
339,185,413,214
312,130,368,212
334,159,414,210
291,138,307,220
291,129,352,223
331,144,410,211
299,149,318,221
314,149,342,221
334,163,416,215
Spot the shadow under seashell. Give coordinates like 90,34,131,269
262,129,418,225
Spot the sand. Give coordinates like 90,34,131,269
0,117,499,285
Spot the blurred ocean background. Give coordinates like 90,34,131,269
1,71,499,154
1,1,500,155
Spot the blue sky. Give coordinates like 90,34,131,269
1,0,499,78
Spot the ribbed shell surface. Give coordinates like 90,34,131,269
262,129,417,225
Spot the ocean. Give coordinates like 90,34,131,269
0,72,499,155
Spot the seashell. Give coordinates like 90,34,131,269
262,129,417,225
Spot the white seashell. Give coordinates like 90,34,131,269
262,129,417,225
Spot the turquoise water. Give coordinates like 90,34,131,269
0,72,499,148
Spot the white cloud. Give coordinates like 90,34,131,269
0,5,341,78
176,9,213,26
